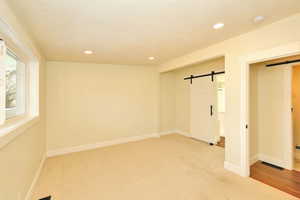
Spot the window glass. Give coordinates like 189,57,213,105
5,52,17,108
4,51,25,119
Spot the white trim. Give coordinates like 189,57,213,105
0,17,37,61
250,154,259,166
175,129,220,143
250,154,287,168
47,133,160,157
0,40,7,125
175,130,191,137
284,66,293,170
224,161,246,177
25,155,46,200
258,154,287,169
159,130,191,137
0,116,39,148
159,130,178,136
190,135,219,144
47,131,193,158
240,42,300,177
0,16,40,148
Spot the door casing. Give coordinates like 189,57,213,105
240,42,300,177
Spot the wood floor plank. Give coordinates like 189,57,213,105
216,136,225,148
250,161,300,198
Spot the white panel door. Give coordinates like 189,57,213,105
190,76,219,144
255,65,293,169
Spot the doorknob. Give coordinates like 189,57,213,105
210,105,213,116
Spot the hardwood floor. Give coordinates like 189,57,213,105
216,136,225,148
250,161,300,198
294,159,300,171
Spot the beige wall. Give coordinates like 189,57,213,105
159,72,176,132
293,65,300,147
46,62,159,151
160,57,225,134
0,1,46,200
249,64,259,161
160,13,300,169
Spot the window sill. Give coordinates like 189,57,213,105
0,116,40,149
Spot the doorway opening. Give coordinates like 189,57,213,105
216,74,225,148
159,56,226,169
248,54,300,198
187,68,226,148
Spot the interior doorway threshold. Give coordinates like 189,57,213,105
250,161,300,198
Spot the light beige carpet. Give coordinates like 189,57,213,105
32,134,297,200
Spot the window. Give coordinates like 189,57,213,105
0,39,30,125
4,50,26,119
0,20,39,144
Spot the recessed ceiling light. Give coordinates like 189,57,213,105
84,50,93,55
254,16,265,23
213,23,224,30
148,56,155,60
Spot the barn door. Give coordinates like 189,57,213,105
190,76,219,144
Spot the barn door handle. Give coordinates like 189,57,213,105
210,105,213,116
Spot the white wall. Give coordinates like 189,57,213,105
218,113,225,137
160,57,225,134
0,1,46,200
159,72,176,133
160,13,300,171
46,61,159,151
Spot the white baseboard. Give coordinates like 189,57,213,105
159,130,190,138
258,154,286,169
159,130,178,136
47,130,193,158
47,133,160,157
175,130,221,144
250,154,259,165
224,161,246,177
213,136,221,144
249,154,287,168
175,130,190,137
25,154,46,200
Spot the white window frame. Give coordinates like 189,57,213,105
4,49,26,120
0,18,39,148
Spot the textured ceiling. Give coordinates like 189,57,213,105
6,0,300,65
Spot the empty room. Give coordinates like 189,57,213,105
1,0,300,200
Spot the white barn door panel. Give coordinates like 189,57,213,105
190,76,219,144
